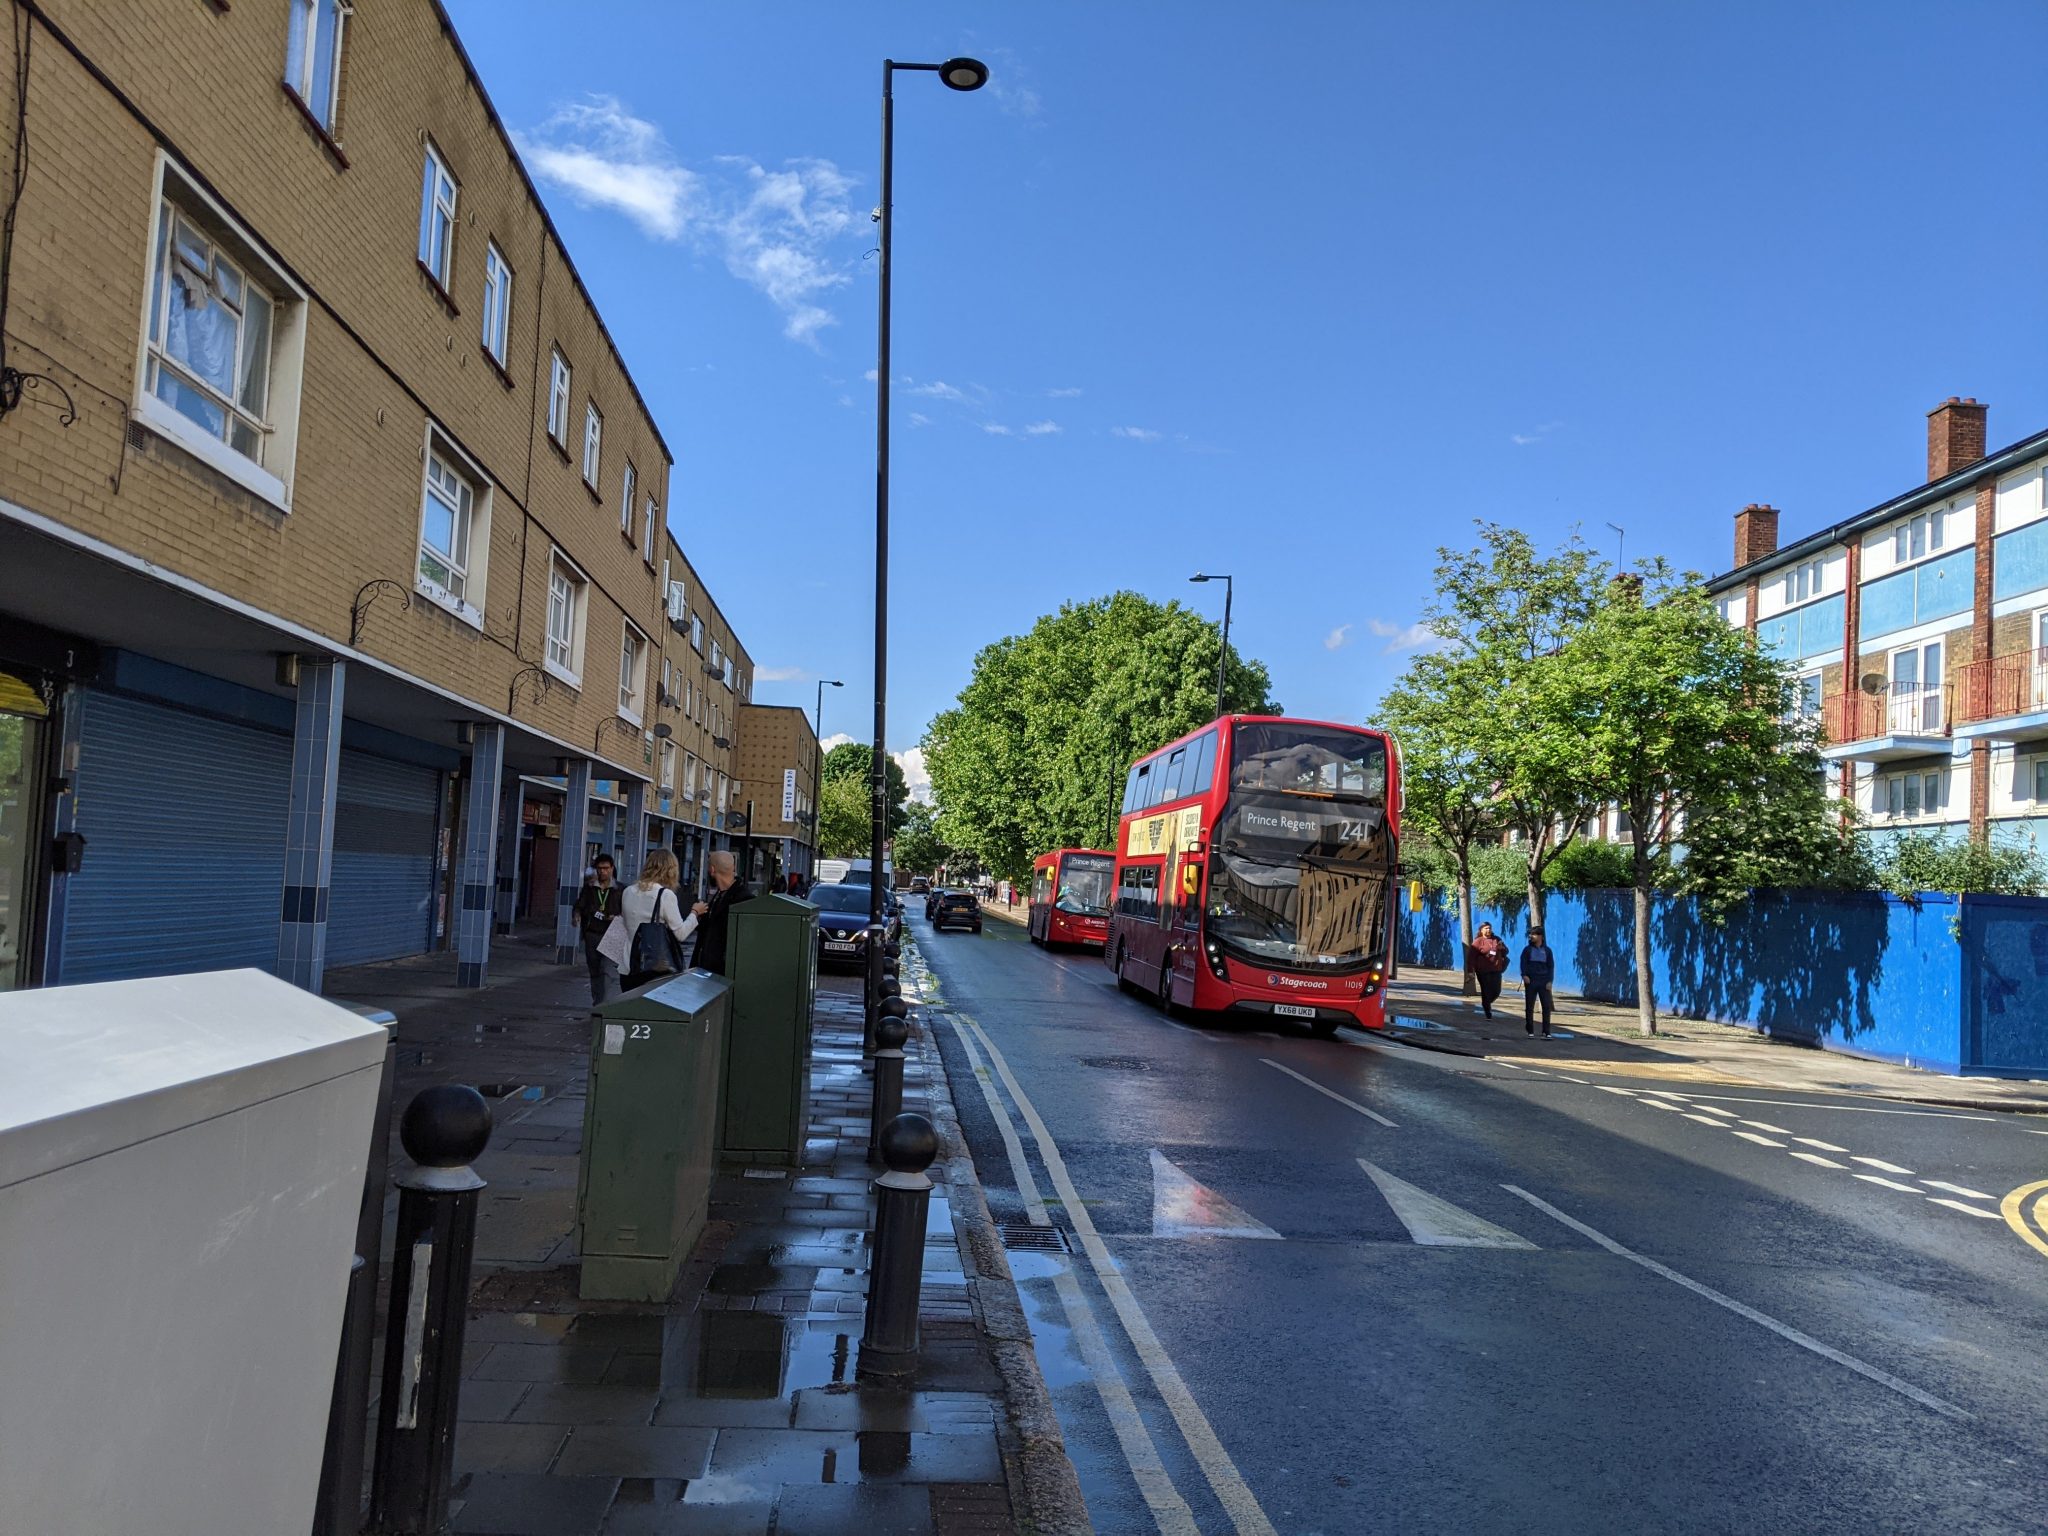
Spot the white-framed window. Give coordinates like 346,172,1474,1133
1782,558,1827,606
618,622,649,723
284,0,350,133
1888,640,1944,734
2032,756,2048,804
137,164,308,509
582,402,603,487
1892,508,1949,568
417,141,458,287
710,639,723,673
1881,767,1950,820
666,578,687,625
416,428,492,624
480,242,511,365
544,551,586,685
691,614,704,653
1792,668,1824,723
620,460,637,537
717,771,729,811
547,349,571,444
659,740,676,792
642,497,659,564
722,655,736,690
2031,610,2048,713
684,753,699,800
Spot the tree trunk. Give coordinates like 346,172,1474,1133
1524,846,1546,935
1633,842,1657,1036
1457,861,1476,996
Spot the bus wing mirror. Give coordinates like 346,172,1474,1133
1182,865,1201,898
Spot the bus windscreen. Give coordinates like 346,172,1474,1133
1056,854,1114,916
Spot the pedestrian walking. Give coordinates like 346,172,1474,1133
787,872,807,899
606,849,706,991
572,854,622,1005
691,850,750,976
1520,926,1557,1037
1469,921,1510,1019
769,873,788,895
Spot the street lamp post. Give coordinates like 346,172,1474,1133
870,54,988,1021
814,678,842,877
1189,572,1234,719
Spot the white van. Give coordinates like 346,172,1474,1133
816,858,852,885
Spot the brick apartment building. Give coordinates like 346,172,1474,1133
1708,398,2048,848
733,702,823,884
0,0,757,991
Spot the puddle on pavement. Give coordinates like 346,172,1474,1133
1004,1249,1088,1391
661,1311,859,1399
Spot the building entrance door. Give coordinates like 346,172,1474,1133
0,671,50,991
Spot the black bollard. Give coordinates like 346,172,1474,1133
867,1015,908,1163
878,975,901,1001
369,1086,492,1535
859,1112,939,1375
863,923,888,1055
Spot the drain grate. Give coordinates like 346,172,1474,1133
1079,1055,1153,1072
998,1222,1070,1254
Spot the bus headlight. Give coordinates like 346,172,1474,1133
1203,938,1229,980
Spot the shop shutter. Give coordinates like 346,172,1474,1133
64,690,290,983
326,750,441,965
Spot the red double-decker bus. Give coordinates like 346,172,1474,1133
1105,715,1400,1036
1027,848,1115,949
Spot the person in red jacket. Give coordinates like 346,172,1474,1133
1469,921,1510,1019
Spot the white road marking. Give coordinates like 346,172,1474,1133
1731,1131,1785,1148
1740,1120,1793,1134
1261,1059,1397,1128
1359,1161,1537,1249
1794,1137,1849,1153
1150,1151,1282,1240
962,1015,1279,1536
1683,1113,1728,1127
1557,1075,1589,1084
1596,1085,1637,1097
1791,1151,1848,1169
1693,1105,1741,1118
1641,1090,1690,1101
1852,1157,1916,1175
1922,1180,1994,1201
1642,1099,1687,1113
1854,1174,1921,1193
944,1017,1201,1535
1503,1185,1970,1421
1929,1198,2004,1219
1650,1092,1995,1122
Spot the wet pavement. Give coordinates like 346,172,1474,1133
325,936,1052,1535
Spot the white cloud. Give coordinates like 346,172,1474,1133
1366,618,1435,653
519,98,862,348
1325,624,1353,651
1023,420,1061,436
863,368,879,382
909,380,970,402
894,747,933,805
1046,386,1084,398
1510,420,1563,447
754,665,806,683
820,732,857,752
1111,425,1163,442
908,412,933,427
981,423,1015,436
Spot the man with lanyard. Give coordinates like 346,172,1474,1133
573,854,622,1004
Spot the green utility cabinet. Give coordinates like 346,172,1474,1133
577,971,732,1302
720,893,820,1164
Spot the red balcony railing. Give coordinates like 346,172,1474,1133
1955,648,2048,725
1819,686,1953,745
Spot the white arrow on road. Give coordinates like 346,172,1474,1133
1150,1150,1283,1239
1359,1160,1538,1249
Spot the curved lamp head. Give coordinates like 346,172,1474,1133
1189,572,1210,583
939,56,990,91
826,679,845,688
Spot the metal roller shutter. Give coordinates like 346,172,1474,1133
65,690,290,983
326,750,440,965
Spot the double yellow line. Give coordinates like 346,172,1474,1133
2000,1179,2048,1259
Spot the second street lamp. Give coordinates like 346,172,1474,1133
869,54,987,1038
1189,572,1234,720
814,678,842,878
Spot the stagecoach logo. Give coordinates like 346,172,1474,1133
1267,973,1331,990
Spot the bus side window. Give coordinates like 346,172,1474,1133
1123,766,1142,815
1133,762,1153,811
1163,748,1186,803
1190,730,1217,794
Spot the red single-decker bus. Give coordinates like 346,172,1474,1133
1028,848,1115,949
1105,715,1401,1035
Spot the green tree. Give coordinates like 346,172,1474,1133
924,592,1276,884
815,775,870,858
1873,830,2045,900
1564,562,1854,1034
892,802,950,878
821,741,910,837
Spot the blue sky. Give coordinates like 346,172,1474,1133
446,1,2048,792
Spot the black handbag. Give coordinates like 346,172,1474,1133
629,888,685,977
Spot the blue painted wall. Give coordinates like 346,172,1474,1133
1756,593,1845,665
1399,887,2048,1077
1992,519,2048,604
1858,547,1974,642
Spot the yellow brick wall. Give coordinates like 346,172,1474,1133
737,704,819,844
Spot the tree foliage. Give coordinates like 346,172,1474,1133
923,592,1277,884
891,802,950,878
1873,830,2047,900
815,775,870,859
821,741,910,836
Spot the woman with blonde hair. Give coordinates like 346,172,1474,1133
615,848,709,989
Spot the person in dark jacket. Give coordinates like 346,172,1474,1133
572,855,621,1004
1469,921,1510,1019
1520,926,1557,1037
691,850,751,975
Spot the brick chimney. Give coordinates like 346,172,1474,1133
1927,396,1987,481
1733,503,1779,568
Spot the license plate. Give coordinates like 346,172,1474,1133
823,940,857,952
1273,1003,1317,1019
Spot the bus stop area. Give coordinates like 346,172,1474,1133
314,933,1076,1536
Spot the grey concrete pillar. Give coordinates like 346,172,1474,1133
554,759,592,964
278,659,346,992
624,778,648,879
495,779,525,934
455,724,505,989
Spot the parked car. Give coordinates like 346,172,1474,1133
932,891,981,934
924,887,944,921
808,883,875,969
910,877,930,895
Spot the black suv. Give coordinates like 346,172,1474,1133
932,891,981,934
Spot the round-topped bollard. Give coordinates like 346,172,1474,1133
879,1111,937,1175
861,1109,939,1371
884,941,902,960
880,956,900,977
879,994,911,1022
875,1016,908,1052
399,1084,492,1169
878,976,902,1000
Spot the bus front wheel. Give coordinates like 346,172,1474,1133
1114,943,1137,995
1310,1015,1341,1039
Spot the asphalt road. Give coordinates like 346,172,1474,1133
912,909,2048,1536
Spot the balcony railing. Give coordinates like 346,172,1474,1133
1820,687,1951,745
1955,648,2048,725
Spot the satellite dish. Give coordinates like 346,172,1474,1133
1859,673,1886,696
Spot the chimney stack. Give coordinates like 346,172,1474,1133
1733,504,1779,568
1927,396,1987,481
